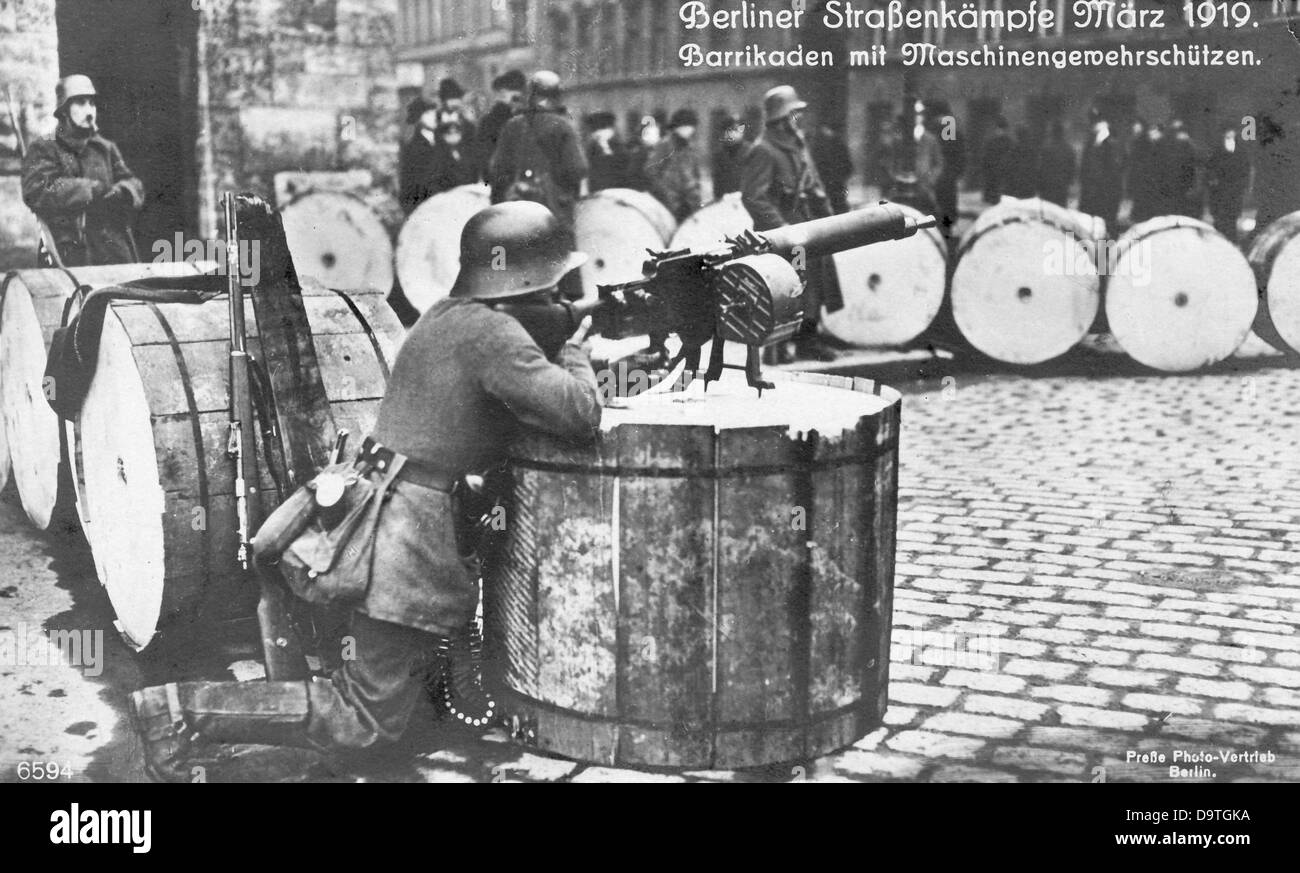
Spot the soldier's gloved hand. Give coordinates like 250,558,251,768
104,181,135,206
89,179,110,201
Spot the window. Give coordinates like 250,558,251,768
510,0,529,46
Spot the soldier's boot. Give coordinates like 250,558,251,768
128,681,315,783
430,620,497,730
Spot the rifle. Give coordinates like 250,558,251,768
496,202,937,392
223,193,309,681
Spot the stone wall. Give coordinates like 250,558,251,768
202,0,403,233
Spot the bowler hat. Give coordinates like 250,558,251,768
669,108,699,129
492,69,527,92
406,95,436,125
439,78,465,102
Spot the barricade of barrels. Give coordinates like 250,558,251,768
385,184,1300,372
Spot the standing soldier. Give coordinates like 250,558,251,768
926,99,965,237
489,70,588,299
711,114,749,198
811,120,853,215
646,108,704,223
741,85,842,362
1036,120,1077,209
128,202,602,782
1078,107,1124,232
1162,118,1204,220
478,70,526,197
22,75,144,266
979,115,1016,205
1206,122,1250,239
1126,120,1165,224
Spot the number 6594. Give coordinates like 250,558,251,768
17,762,72,780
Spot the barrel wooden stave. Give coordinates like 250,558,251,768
1247,210,1300,354
1,262,209,530
71,285,403,649
1106,216,1258,371
395,184,490,314
487,372,900,769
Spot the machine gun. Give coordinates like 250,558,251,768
495,203,937,393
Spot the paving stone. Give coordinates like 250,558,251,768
1133,654,1221,677
886,730,987,759
1057,705,1150,731
990,746,1089,777
1086,666,1168,689
1028,685,1114,706
919,712,1025,739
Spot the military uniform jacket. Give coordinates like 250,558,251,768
646,135,704,222
21,123,144,266
365,299,602,634
740,124,831,231
488,108,588,228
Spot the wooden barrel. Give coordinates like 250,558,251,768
669,194,753,252
0,263,210,530
485,370,900,769
281,191,395,296
950,197,1101,364
65,282,405,650
575,188,678,297
394,183,490,314
1247,210,1300,355
822,202,947,348
1106,216,1258,372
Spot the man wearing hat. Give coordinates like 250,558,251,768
1079,106,1124,231
645,108,704,223
479,69,526,193
711,114,750,197
22,74,144,266
741,85,841,362
585,111,629,192
436,77,477,144
128,201,602,782
399,95,444,214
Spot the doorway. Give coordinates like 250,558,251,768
55,0,198,248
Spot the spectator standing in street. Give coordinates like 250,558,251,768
811,120,854,214
478,69,526,196
1127,120,1165,224
625,115,661,193
711,114,750,197
1007,125,1038,199
398,95,442,215
426,118,479,196
926,99,965,237
646,108,704,222
1206,122,1251,239
1162,118,1204,220
1035,120,1076,208
980,115,1017,205
585,111,629,193
1078,108,1124,231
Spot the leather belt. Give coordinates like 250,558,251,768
360,436,458,493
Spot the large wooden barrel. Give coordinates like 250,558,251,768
485,370,900,769
1106,216,1258,371
65,282,404,650
575,188,678,297
669,193,753,252
950,197,1101,364
281,191,394,296
1247,210,1300,355
0,263,210,530
394,183,490,314
822,202,947,348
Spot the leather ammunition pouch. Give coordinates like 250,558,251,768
252,439,408,608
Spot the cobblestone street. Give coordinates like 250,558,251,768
3,359,1299,783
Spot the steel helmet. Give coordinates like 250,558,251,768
54,74,97,117
763,85,808,122
449,202,588,301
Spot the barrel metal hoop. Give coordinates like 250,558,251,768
508,444,899,480
323,287,392,382
143,301,212,586
957,211,1087,260
501,686,878,735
